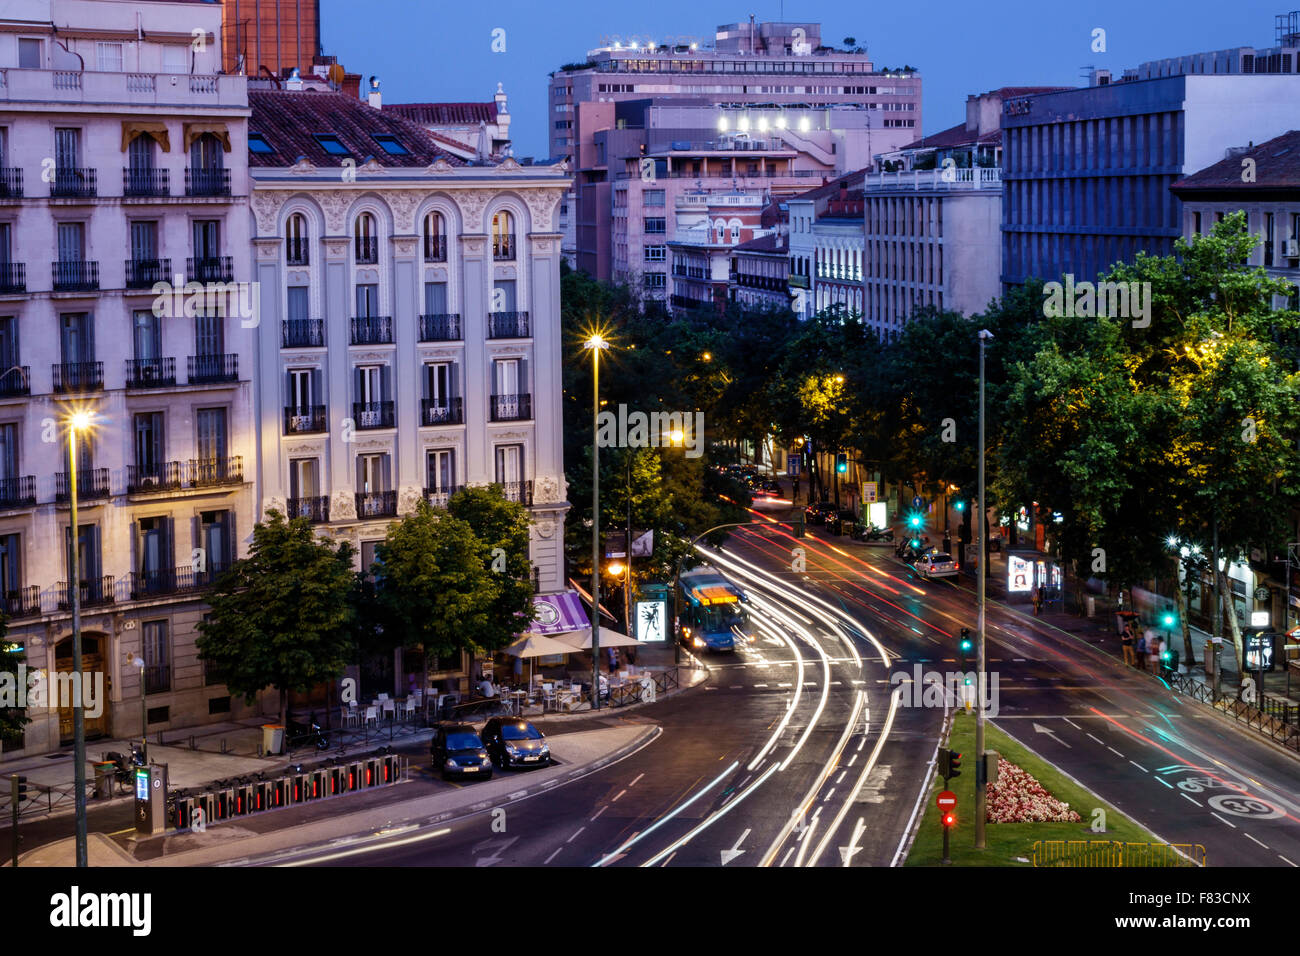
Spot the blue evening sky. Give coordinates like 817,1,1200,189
321,0,1291,158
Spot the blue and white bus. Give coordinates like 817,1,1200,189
678,567,749,652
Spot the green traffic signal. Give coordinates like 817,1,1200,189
955,500,966,511
908,513,923,528
1161,610,1176,628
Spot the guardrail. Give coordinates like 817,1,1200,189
1031,840,1205,867
1164,670,1300,751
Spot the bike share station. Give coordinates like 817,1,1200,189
135,764,167,837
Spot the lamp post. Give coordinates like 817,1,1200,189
132,654,147,763
975,329,993,851
584,334,610,709
67,410,92,867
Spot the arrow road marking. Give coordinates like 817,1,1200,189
473,835,520,867
721,828,752,865
839,818,866,866
1032,721,1071,749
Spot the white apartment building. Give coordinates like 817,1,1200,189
246,90,571,672
0,0,254,755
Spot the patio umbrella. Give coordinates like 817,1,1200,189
552,627,640,650
502,633,576,687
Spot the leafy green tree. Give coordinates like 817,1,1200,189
196,510,356,732
447,485,537,651
0,614,29,746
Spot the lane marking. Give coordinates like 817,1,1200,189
1086,733,1106,746
1210,812,1237,829
544,847,563,865
590,806,607,821
1245,833,1268,849
1180,793,1201,807
628,773,644,788
610,789,627,803
567,826,586,843
1129,761,1148,773
1107,747,1125,758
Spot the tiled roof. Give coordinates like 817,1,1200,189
1172,130,1300,191
733,233,785,253
910,122,1004,150
990,86,1073,98
791,167,868,202
247,89,465,168
386,102,498,126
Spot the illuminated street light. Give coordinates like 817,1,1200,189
584,332,611,708
66,408,97,867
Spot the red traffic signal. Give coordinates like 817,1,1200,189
942,810,956,828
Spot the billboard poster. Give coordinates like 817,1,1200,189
1008,555,1033,592
636,599,666,643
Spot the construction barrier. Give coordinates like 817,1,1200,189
1031,840,1207,867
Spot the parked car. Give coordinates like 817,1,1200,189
751,477,782,498
481,717,551,769
805,501,839,525
430,723,493,780
916,552,958,580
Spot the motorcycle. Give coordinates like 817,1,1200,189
105,745,147,793
285,714,330,752
865,525,895,542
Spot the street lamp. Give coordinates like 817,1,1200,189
584,333,610,709
67,408,94,867
131,655,147,763
975,329,993,851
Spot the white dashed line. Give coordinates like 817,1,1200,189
823,788,836,803
566,826,585,843
1107,747,1125,758
1156,777,1174,790
1063,717,1081,730
1129,761,1148,773
628,773,644,788
1086,733,1105,746
1210,812,1237,829
610,789,627,803
780,846,797,867
544,847,563,865
848,753,858,767
754,683,768,688
590,806,607,821
836,770,847,784
1279,855,1297,867
1245,833,1269,849
1180,793,1201,807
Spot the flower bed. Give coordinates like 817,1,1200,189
986,757,1082,823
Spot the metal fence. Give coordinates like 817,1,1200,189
1031,841,1206,867
1165,671,1300,751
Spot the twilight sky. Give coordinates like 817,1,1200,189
321,0,1291,158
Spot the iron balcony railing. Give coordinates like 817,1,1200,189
51,167,96,198
0,262,24,294
353,401,395,429
130,565,228,600
2,585,40,618
489,393,532,422
281,319,325,348
187,256,233,283
126,462,183,493
52,260,99,292
57,576,115,609
0,475,35,507
143,663,170,695
284,405,327,434
423,484,464,509
493,234,515,260
185,167,231,197
497,480,534,505
56,468,110,501
123,167,169,197
52,361,104,392
286,237,309,265
486,311,530,338
421,397,463,426
355,490,397,518
188,456,243,487
355,236,378,264
350,315,393,345
424,234,447,262
125,257,171,289
125,356,176,388
287,495,330,522
418,313,461,342
0,366,29,396
0,167,23,198
188,353,238,383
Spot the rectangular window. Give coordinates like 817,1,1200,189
494,444,523,484
357,453,390,493
355,283,379,317
17,38,42,69
130,221,158,261
196,407,227,461
643,189,666,206
355,364,383,404
427,449,456,492
59,312,93,364
289,458,320,500
287,286,309,323
193,219,220,259
0,532,20,598
423,281,448,314
493,358,520,396
195,313,223,357
0,316,17,371
128,134,155,173
644,245,666,262
1264,212,1275,267
161,44,187,74
492,279,517,312
57,222,85,262
55,128,80,169
200,509,231,573
133,412,163,475
425,361,452,403
95,42,123,72
288,368,314,410
313,134,349,156
142,620,170,694
644,217,666,234
0,423,16,482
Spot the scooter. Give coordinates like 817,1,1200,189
865,525,895,542
285,714,330,752
105,745,146,792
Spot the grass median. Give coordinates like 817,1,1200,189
906,711,1161,866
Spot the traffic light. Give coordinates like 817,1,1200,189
10,774,27,803
908,512,924,530
1161,608,1177,629
941,810,956,828
835,453,847,474
938,748,963,780
793,515,806,538
954,500,966,512
959,628,973,655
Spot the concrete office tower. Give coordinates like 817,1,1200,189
220,0,320,78
1001,15,1300,290
0,0,254,754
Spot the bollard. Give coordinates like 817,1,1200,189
363,756,381,788
345,760,362,792
271,777,287,808
252,779,272,813
233,782,254,815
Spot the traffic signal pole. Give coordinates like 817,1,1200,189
976,329,992,850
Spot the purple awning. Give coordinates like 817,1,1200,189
528,591,591,635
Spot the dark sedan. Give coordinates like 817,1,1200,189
804,501,839,525
481,717,551,770
430,723,493,780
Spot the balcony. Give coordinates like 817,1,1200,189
57,576,115,610
282,319,325,348
423,484,464,509
185,167,231,197
424,234,447,262
490,393,532,422
188,353,239,383
418,313,461,342
127,462,183,493
0,69,246,109
125,357,176,388
864,166,1002,192
0,262,23,294
0,366,29,396
286,237,309,266
52,361,104,393
130,565,224,600
125,257,171,289
2,585,40,619
487,311,530,338
497,480,534,505
52,260,99,292
0,475,35,507
50,167,96,199
0,167,23,198
284,405,327,434
493,234,515,260
187,256,233,283
287,495,330,523
55,468,110,501
188,456,243,487
355,490,397,518
123,167,169,198
355,236,378,264
350,315,393,345
421,397,463,426
353,401,395,429
789,273,809,289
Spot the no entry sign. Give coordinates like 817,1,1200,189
936,790,957,810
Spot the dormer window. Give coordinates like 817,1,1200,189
373,134,408,155
314,134,349,156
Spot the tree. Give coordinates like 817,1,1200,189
447,485,537,652
0,614,29,746
196,510,356,734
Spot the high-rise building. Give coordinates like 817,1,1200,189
220,0,321,78
0,0,254,754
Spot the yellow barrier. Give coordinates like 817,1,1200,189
1031,840,1206,867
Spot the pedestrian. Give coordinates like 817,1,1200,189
1121,623,1136,667
1032,586,1043,616
1144,628,1160,673
942,532,952,554
1135,630,1147,669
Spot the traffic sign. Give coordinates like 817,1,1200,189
912,495,923,510
936,790,957,810
863,481,877,503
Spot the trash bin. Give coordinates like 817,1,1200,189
1085,596,1096,618
262,724,284,755
1204,640,1216,676
93,760,115,799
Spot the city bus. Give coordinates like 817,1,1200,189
678,567,749,652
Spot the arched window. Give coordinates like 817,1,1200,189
424,211,446,262
491,210,514,260
286,213,308,265
354,213,377,264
